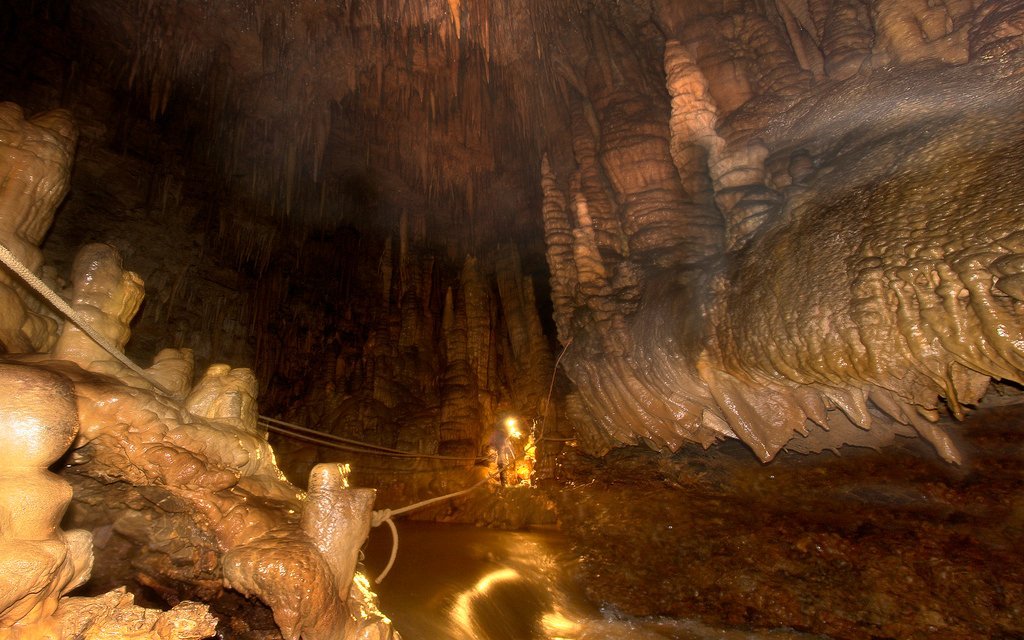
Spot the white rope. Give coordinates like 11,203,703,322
0,242,173,395
369,472,497,583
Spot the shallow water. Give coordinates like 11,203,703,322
362,521,821,640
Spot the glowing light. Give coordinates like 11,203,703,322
474,567,520,592
450,568,521,634
350,572,392,624
504,416,521,438
541,610,581,638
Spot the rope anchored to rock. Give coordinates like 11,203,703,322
369,471,498,583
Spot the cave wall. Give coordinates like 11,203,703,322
541,0,1024,461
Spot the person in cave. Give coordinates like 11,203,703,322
488,420,517,486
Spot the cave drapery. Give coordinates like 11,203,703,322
2,0,1024,638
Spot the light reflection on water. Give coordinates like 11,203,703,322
362,521,822,640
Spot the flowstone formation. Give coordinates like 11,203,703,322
0,104,397,640
0,363,93,629
0,102,74,353
541,0,1024,463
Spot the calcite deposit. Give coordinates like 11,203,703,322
0,102,75,353
543,2,1024,463
0,105,395,640
0,363,92,628
3,0,1024,637
5,0,1014,472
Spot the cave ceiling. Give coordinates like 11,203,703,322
9,0,622,254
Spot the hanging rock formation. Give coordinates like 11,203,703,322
543,0,1024,462
0,0,1022,535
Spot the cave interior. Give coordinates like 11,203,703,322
1,0,1023,638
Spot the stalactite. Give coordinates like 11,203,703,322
570,190,631,357
581,25,720,269
663,40,720,206
494,243,556,419
439,279,480,447
462,256,493,398
820,0,874,79
541,155,579,346
663,39,776,253
569,101,626,257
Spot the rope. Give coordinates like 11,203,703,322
0,242,175,394
537,336,572,444
259,416,485,462
375,517,399,584
369,472,497,584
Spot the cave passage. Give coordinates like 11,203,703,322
1,0,1024,639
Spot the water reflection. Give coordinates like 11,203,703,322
362,521,822,640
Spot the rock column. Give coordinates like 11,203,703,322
0,363,93,629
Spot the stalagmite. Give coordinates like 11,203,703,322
300,465,375,602
4,0,1024,635
569,102,626,257
495,244,556,418
0,364,92,628
0,104,76,353
51,243,146,378
663,40,719,205
577,20,721,270
0,103,394,638
0,363,219,639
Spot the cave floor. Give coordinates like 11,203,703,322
555,403,1024,640
69,404,1023,639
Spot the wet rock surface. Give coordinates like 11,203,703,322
557,403,1024,639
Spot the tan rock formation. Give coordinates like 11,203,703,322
872,0,975,66
223,465,376,640
0,589,217,640
51,243,145,377
543,2,1024,464
820,0,874,79
0,363,92,629
0,103,395,638
0,104,76,353
5,345,394,640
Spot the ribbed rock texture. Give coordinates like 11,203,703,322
7,0,1018,472
543,0,1024,462
0,363,92,629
